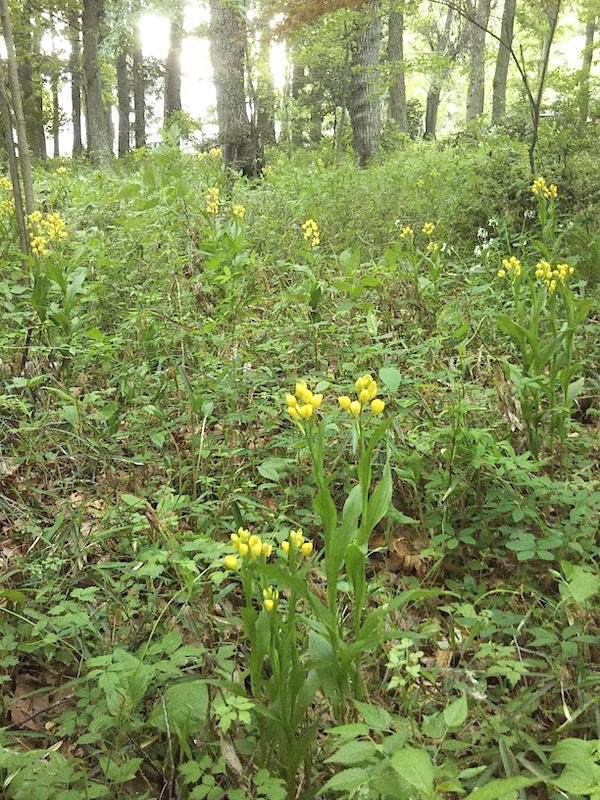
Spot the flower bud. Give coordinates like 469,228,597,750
224,555,238,570
264,598,274,612
299,404,314,420
338,395,351,410
301,541,313,557
238,542,249,557
288,407,300,420
371,399,385,415
349,400,361,417
311,394,323,409
281,540,290,555
285,394,297,407
359,389,370,404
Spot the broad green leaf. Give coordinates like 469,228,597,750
390,747,435,795
99,757,142,784
465,776,541,800
379,366,402,394
322,767,370,792
149,680,209,740
325,740,378,764
354,701,393,731
443,694,468,729
361,463,393,547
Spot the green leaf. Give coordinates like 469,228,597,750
149,680,209,740
325,740,378,764
443,694,468,729
379,366,402,394
390,748,435,796
465,776,541,800
564,566,600,605
354,701,393,731
361,462,393,546
99,757,142,784
257,457,292,482
566,377,585,404
322,767,370,792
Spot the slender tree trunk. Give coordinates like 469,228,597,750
466,0,491,121
388,8,408,132
492,0,517,123
0,0,34,214
68,12,84,156
310,106,322,142
209,0,256,176
256,17,276,145
116,49,130,156
132,27,146,148
82,0,112,164
164,0,183,127
15,2,46,160
52,73,60,157
425,85,441,138
31,15,46,159
529,0,561,173
349,0,382,167
579,16,596,122
0,71,28,253
291,63,306,146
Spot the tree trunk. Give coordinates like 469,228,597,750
310,106,322,142
350,0,382,167
164,0,183,126
0,71,28,253
579,16,596,122
82,0,112,164
491,0,517,123
209,0,256,176
528,0,561,173
68,12,84,156
291,63,306,146
466,0,491,121
388,8,408,132
116,49,130,156
52,72,60,157
256,17,276,145
132,28,146,148
425,85,441,138
15,2,46,160
0,0,34,214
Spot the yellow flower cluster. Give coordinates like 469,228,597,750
399,225,413,240
426,241,439,254
232,204,245,218
55,166,68,175
531,177,558,200
43,212,68,241
27,211,68,257
0,177,12,192
224,527,273,570
205,186,219,215
534,260,574,294
285,380,323,421
210,147,222,159
497,255,522,279
0,199,14,219
338,374,385,418
422,222,435,237
281,529,314,559
302,218,320,248
262,586,279,613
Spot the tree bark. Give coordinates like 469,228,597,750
388,8,408,132
256,16,276,145
528,0,561,173
132,24,146,148
116,48,130,156
579,16,596,122
350,0,382,167
82,0,112,164
310,106,322,142
209,0,256,176
164,0,183,126
68,11,84,156
425,85,441,138
52,72,60,157
0,0,34,214
291,62,306,146
466,0,491,121
0,70,28,253
491,0,517,123
15,2,46,159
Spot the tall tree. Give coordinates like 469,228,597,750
491,0,517,123
466,0,491,121
349,1,382,166
132,7,146,149
164,0,184,126
116,47,131,156
82,0,113,163
578,11,597,122
14,2,46,159
256,14,277,145
0,71,29,252
209,0,257,176
0,0,35,214
388,5,409,132
68,10,84,156
423,5,464,138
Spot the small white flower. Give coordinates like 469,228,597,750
474,245,482,257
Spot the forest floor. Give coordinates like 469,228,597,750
1,136,599,800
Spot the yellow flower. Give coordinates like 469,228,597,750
422,222,435,237
338,395,351,410
399,225,413,240
426,241,439,254
250,542,262,559
371,398,385,415
285,394,297,407
301,541,313,557
501,256,522,279
298,388,313,404
262,543,273,558
232,204,245,218
295,380,307,398
359,388,370,404
205,186,220,215
288,407,300,421
299,404,314,420
368,382,377,400
238,542,249,557
263,598,274,612
349,400,361,418
224,555,238,570
262,586,279,612
311,394,323,409
281,540,290,555
497,269,506,278
302,218,320,248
